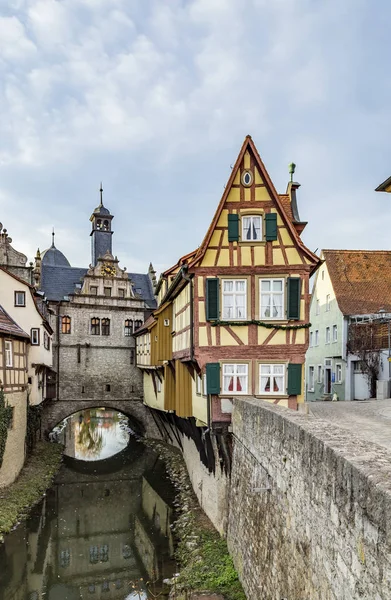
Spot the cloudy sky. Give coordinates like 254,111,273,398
0,0,390,276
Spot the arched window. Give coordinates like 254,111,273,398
103,220,109,231
96,219,102,230
134,320,143,331
101,318,110,336
91,318,100,335
124,319,133,336
61,316,71,334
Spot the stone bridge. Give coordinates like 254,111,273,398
40,398,161,439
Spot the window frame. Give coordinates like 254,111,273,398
5,340,13,367
91,317,100,336
222,362,249,395
309,331,313,347
258,362,286,396
103,287,112,297
241,214,262,242
221,278,248,321
118,288,125,298
124,319,133,336
336,363,342,383
314,330,319,346
14,291,26,307
61,315,71,335
196,374,202,395
259,277,285,321
90,286,98,296
315,299,320,315
43,331,50,351
332,324,338,342
31,328,40,346
317,365,322,383
325,326,330,344
308,365,315,392
326,294,331,311
101,318,110,336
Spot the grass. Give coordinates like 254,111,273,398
0,442,63,541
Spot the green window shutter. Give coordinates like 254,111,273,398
206,278,219,321
287,277,301,320
206,362,220,394
265,213,278,241
287,363,302,395
228,214,239,242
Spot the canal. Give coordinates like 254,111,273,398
0,409,177,600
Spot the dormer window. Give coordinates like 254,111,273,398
242,216,261,241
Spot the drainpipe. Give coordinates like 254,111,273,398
56,302,61,401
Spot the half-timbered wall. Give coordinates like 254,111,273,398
173,284,191,357
150,305,172,366
0,337,27,392
136,331,151,367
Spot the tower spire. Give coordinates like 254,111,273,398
99,182,103,207
51,227,55,248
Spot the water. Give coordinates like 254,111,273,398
0,409,177,600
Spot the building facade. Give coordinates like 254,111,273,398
37,192,156,422
135,136,320,434
306,250,391,401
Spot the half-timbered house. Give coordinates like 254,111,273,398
135,136,320,435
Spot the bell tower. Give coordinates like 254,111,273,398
90,184,114,266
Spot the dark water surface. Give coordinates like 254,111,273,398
0,410,177,600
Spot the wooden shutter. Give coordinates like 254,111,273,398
265,213,278,241
287,363,302,395
228,214,239,242
206,278,219,321
287,277,301,320
206,362,220,394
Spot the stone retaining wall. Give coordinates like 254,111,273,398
228,398,391,600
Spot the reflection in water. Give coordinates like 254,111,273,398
59,409,131,461
0,412,176,600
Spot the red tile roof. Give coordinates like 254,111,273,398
0,306,29,339
323,249,391,315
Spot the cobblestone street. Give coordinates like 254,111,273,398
308,399,391,450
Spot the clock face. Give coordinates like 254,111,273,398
102,263,116,277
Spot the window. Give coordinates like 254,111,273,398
122,544,132,559
157,378,162,393
103,220,109,231
308,366,315,392
259,364,285,395
134,319,143,331
333,325,338,342
316,299,320,315
31,328,40,345
89,546,99,564
314,330,319,346
325,327,330,344
88,584,95,594
14,291,25,307
322,270,324,280
222,280,247,319
44,332,50,350
90,286,98,296
105,384,111,392
309,331,313,347
242,215,262,241
102,581,110,593
130,349,134,365
97,219,102,230
91,318,100,335
326,294,331,311
100,544,109,562
101,318,110,336
118,288,125,298
260,278,284,320
317,365,322,383
222,364,248,394
60,549,70,568
336,364,342,383
241,170,253,186
104,287,111,297
61,316,71,334
196,374,202,395
124,319,133,336
202,373,207,396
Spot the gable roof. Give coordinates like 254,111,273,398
323,249,391,315
0,266,34,289
0,305,29,339
189,135,320,271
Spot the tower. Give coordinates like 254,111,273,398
90,184,114,266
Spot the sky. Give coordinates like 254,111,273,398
1,0,391,276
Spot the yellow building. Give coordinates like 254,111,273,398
135,136,320,436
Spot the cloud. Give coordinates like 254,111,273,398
0,0,390,273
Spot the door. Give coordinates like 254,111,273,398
324,367,332,394
353,361,369,400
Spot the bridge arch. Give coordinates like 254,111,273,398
40,399,161,440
